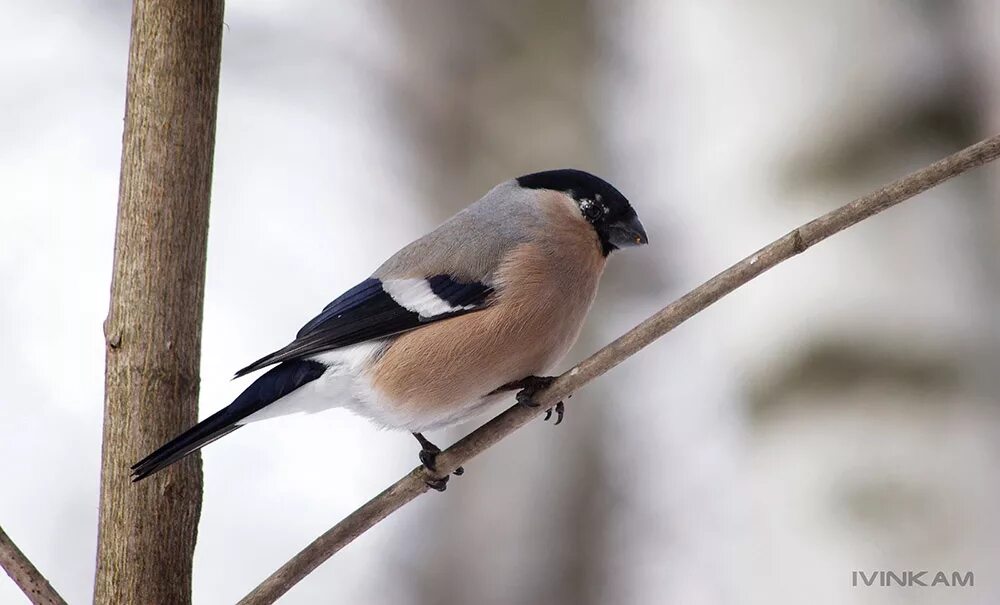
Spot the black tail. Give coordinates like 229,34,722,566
131,359,327,481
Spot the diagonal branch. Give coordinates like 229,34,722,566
239,133,1000,605
0,524,67,605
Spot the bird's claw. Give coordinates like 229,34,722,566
418,447,439,470
419,447,464,475
543,401,565,425
419,450,461,491
515,391,541,407
513,375,556,408
424,475,450,492
513,376,564,424
413,432,463,492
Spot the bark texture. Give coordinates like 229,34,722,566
94,1,224,604
0,525,67,605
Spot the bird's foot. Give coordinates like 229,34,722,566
413,432,463,491
511,375,555,407
510,375,565,425
425,476,450,492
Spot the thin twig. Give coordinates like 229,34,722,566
239,133,1000,605
0,524,68,605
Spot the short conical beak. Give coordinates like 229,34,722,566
607,214,648,248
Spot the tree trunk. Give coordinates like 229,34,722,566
94,2,224,604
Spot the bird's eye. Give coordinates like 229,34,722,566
580,199,603,222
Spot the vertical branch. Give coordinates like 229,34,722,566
0,525,67,605
94,2,224,604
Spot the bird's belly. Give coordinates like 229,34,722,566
349,387,511,434
365,297,591,432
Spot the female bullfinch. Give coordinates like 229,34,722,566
133,169,647,489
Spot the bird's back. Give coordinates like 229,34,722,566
374,180,540,284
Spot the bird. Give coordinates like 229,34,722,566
132,169,647,490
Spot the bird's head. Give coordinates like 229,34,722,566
516,169,647,256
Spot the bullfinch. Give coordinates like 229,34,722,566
132,169,647,489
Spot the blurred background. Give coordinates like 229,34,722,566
2,1,999,604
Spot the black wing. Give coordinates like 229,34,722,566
234,275,493,377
